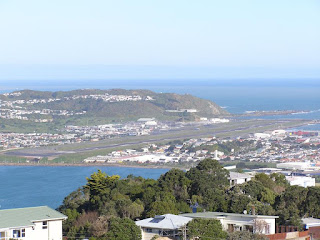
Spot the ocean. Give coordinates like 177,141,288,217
0,79,320,209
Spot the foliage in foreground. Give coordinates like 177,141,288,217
58,158,320,238
187,218,228,240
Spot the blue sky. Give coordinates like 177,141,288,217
0,0,319,80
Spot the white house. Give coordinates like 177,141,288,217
229,172,252,186
135,214,192,240
181,212,279,235
0,206,67,240
285,176,315,188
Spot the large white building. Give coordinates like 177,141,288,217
0,206,67,240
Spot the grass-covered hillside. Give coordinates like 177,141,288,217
0,89,229,132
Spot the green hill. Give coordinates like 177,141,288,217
0,89,229,132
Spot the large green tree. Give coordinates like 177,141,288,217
86,170,120,209
186,158,229,196
158,168,191,201
105,217,141,240
187,218,228,240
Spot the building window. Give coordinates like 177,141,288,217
42,221,48,229
12,230,21,238
145,228,152,233
228,224,234,232
245,225,253,232
22,229,26,237
265,224,270,234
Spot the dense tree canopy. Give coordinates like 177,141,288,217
59,158,320,238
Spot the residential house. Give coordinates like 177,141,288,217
0,206,67,240
181,212,278,235
285,176,315,188
135,214,192,240
229,172,252,186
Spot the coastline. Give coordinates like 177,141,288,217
0,162,181,170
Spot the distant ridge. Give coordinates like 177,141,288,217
0,89,229,131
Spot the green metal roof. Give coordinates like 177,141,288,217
0,206,67,229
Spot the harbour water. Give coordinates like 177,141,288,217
0,166,168,210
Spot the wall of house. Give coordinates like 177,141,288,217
236,177,251,185
3,220,63,240
218,216,276,235
140,227,176,240
48,220,63,240
219,217,253,232
33,221,49,239
262,218,277,234
141,228,159,240
4,226,36,240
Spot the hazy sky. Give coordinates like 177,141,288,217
0,0,319,79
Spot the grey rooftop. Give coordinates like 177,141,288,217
229,172,252,180
135,214,192,230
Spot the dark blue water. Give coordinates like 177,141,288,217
0,166,168,210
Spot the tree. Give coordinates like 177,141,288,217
187,218,227,240
254,173,275,190
86,170,120,197
158,168,191,201
274,185,308,226
105,217,141,240
187,158,229,196
86,170,120,209
305,187,320,218
270,173,289,188
58,187,89,212
146,200,179,217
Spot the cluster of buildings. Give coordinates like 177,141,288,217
83,137,226,164
0,121,163,150
0,92,154,121
0,132,77,149
67,93,154,102
246,129,320,164
0,92,153,108
65,118,166,139
83,129,320,188
0,108,86,121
